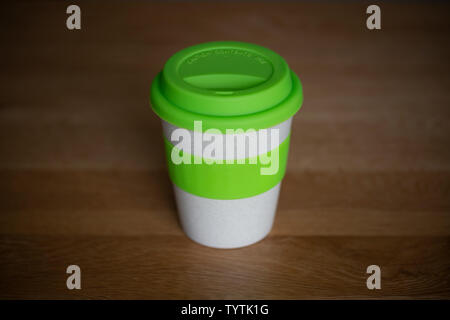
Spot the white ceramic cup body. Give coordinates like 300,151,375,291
162,118,292,249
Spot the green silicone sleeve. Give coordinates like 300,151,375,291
164,135,290,199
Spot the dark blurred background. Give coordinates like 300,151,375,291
0,1,449,299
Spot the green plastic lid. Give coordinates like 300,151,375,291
150,41,303,131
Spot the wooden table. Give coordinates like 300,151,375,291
1,1,449,299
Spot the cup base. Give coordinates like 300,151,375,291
173,183,281,249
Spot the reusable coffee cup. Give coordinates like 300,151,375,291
150,41,303,248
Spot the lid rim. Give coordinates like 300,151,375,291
150,70,303,132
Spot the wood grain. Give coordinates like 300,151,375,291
0,1,449,299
